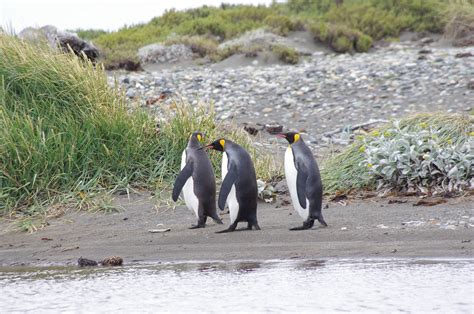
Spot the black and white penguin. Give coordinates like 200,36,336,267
277,132,327,230
172,132,223,228
204,139,260,233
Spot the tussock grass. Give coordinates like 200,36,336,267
0,34,279,222
0,34,163,216
272,44,300,64
321,113,472,194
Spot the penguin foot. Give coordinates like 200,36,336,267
247,223,260,230
317,218,328,227
289,225,311,231
189,224,205,229
215,228,234,234
290,219,314,231
212,218,224,225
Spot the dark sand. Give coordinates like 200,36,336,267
0,194,473,266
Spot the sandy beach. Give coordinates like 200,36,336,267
1,194,472,266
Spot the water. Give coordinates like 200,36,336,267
0,259,472,313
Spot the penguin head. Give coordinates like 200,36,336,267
190,132,204,143
203,138,226,152
277,132,301,144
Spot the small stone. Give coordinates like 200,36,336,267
262,107,273,113
264,124,283,134
101,256,123,266
78,257,98,267
455,52,473,58
125,89,136,98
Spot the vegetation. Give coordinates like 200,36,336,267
82,0,473,66
0,35,279,222
272,45,300,64
321,113,473,194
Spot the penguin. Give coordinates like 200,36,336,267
172,132,223,228
203,139,260,233
277,132,327,230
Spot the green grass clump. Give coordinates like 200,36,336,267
310,22,372,53
272,45,300,64
321,113,472,194
0,34,163,215
264,14,297,36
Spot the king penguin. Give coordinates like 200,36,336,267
204,138,260,233
277,132,327,230
172,132,223,228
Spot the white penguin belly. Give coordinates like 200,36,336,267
285,146,309,220
222,153,239,224
181,150,199,218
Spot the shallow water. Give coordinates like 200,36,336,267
0,259,472,313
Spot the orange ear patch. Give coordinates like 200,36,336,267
219,139,225,148
294,134,300,142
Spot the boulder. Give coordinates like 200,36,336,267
137,43,193,64
18,25,100,62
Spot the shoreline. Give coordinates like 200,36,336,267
1,194,472,267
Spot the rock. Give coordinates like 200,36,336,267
455,52,473,58
420,37,435,45
264,124,283,134
19,25,100,62
126,89,136,98
467,80,474,90
244,125,259,135
106,59,142,71
101,256,123,266
262,107,273,113
78,257,98,267
137,44,193,64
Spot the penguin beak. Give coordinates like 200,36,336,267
199,144,213,150
276,133,286,139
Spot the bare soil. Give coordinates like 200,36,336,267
0,194,472,266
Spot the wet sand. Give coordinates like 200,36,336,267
0,194,472,266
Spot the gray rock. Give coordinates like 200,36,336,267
137,44,193,64
19,25,100,61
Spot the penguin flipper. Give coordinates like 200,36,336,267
172,162,193,202
296,162,308,209
218,163,238,211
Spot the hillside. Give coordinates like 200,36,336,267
74,0,474,68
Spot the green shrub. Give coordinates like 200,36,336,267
264,14,296,36
310,22,371,53
272,45,300,64
361,121,473,193
332,36,353,53
321,113,472,194
355,34,373,52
